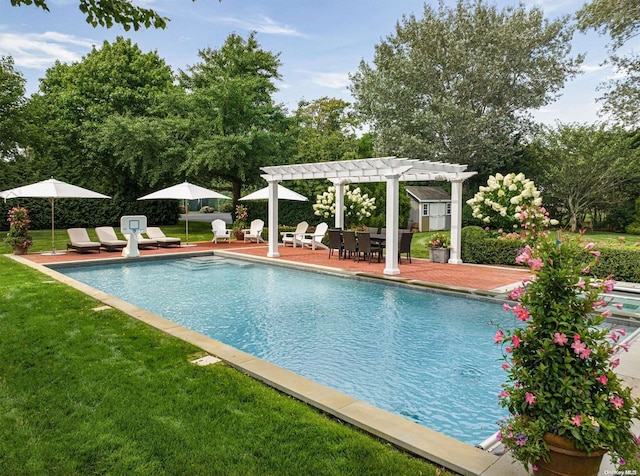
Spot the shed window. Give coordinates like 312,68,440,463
422,203,430,216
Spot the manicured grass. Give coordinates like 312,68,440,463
0,257,448,475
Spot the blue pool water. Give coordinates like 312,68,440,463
58,255,517,445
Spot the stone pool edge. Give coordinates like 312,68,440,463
7,252,502,476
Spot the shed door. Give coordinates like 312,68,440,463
430,203,447,230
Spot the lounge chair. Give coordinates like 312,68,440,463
243,219,265,243
124,232,158,250
146,226,181,247
66,228,101,253
95,226,128,252
300,222,328,250
211,219,232,244
281,221,308,247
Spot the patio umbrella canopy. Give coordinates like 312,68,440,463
0,178,111,255
138,181,230,246
240,184,308,201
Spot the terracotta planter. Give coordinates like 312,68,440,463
234,231,244,241
12,246,28,255
535,433,606,476
429,248,450,263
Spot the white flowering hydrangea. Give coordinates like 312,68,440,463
313,185,376,225
466,173,544,230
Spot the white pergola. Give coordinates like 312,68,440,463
260,157,476,275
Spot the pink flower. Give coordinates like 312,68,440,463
515,246,532,264
508,287,523,300
610,395,625,409
571,414,582,426
525,392,536,405
618,342,631,353
505,346,513,354
553,332,568,346
601,309,612,318
498,390,510,398
579,347,591,359
571,340,586,355
494,329,505,344
617,327,627,337
532,466,538,472
575,278,586,290
609,332,620,343
584,242,595,250
501,362,510,370
511,335,522,348
604,279,616,293
527,258,543,271
611,358,620,368
502,303,511,311
597,374,608,385
590,250,601,257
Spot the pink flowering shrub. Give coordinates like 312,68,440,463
4,206,33,250
495,234,640,471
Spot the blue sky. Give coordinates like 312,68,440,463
0,0,623,125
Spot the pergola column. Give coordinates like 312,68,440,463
332,180,346,229
267,179,280,257
449,179,464,264
384,174,401,275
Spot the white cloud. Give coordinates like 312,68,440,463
0,31,95,69
308,72,350,89
211,15,305,37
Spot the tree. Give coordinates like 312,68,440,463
0,55,26,160
7,0,210,30
577,0,640,126
179,32,289,204
350,0,583,182
533,124,640,232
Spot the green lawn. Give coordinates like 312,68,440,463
0,257,447,475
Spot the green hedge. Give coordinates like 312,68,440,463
461,226,640,282
0,198,179,231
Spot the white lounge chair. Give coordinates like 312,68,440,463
95,226,128,252
243,219,265,243
300,222,329,250
211,219,232,244
66,228,101,253
146,226,181,247
124,232,158,249
280,221,308,247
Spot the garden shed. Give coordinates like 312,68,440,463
406,186,451,232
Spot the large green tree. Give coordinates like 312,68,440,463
533,124,640,232
577,0,640,126
179,32,290,204
24,37,178,196
0,55,26,162
350,0,583,182
7,0,207,30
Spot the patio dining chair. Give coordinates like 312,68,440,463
342,230,358,260
355,232,382,263
328,228,343,259
398,232,414,263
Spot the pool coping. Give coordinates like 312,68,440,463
7,251,520,475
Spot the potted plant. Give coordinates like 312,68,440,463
494,233,640,475
232,204,248,240
428,232,450,263
4,206,33,254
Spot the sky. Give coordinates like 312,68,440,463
0,0,626,126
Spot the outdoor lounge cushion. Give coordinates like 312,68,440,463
125,232,158,249
146,226,181,247
66,228,101,253
95,226,127,251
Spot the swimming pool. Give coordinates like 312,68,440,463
58,255,516,445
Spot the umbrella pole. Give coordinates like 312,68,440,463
185,199,189,245
50,197,55,253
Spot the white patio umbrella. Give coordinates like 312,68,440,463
0,178,111,255
239,184,308,201
137,181,230,246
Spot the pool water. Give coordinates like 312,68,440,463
58,255,517,445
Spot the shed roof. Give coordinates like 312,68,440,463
406,186,451,202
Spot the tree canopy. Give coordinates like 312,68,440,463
350,0,583,182
577,0,640,126
6,0,207,30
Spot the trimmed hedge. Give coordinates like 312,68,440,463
461,225,640,283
